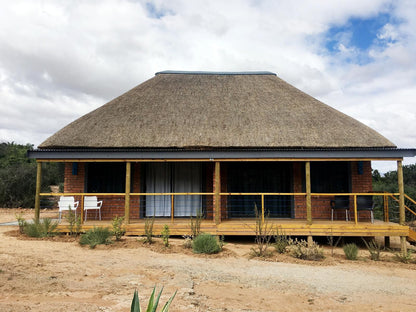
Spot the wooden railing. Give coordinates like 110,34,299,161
38,191,416,225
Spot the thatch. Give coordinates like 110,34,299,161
39,71,395,149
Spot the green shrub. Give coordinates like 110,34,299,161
131,287,176,312
288,239,325,261
144,217,155,244
182,235,193,249
161,224,170,247
343,243,359,260
79,227,112,249
189,210,203,238
192,233,221,254
15,213,26,234
362,238,382,261
274,228,289,254
250,204,274,257
112,216,126,241
65,207,81,236
24,218,58,238
393,249,414,263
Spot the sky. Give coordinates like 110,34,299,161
0,0,415,173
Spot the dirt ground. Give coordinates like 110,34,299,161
1,208,416,312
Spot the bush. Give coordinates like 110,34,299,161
65,207,81,236
250,204,274,257
144,217,155,244
274,228,289,254
189,210,203,238
112,216,126,241
393,249,414,263
362,238,382,261
24,218,58,238
288,239,325,261
183,235,193,249
15,213,26,234
80,227,112,249
343,243,359,260
192,233,221,254
161,224,170,247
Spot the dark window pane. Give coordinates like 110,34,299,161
311,162,350,193
86,163,126,193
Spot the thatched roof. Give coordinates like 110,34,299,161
39,71,395,149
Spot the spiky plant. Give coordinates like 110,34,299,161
131,287,176,312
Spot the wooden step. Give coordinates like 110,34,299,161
407,228,416,243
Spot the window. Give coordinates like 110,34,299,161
86,163,126,193
311,162,350,193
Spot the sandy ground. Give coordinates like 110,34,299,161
1,208,416,312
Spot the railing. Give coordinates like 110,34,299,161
38,191,416,225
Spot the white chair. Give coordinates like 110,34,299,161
84,196,103,221
58,196,79,222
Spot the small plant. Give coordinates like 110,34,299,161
274,227,289,254
15,213,26,234
288,239,325,261
393,249,414,264
192,233,221,254
362,238,382,261
75,215,82,235
79,227,112,249
190,209,203,238
65,206,77,236
112,216,126,241
144,216,155,244
161,224,170,247
343,243,359,260
131,286,176,312
182,235,193,249
24,218,58,238
250,204,274,257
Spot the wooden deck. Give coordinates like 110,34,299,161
57,218,410,238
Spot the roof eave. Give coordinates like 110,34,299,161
28,148,416,160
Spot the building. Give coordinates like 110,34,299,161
28,71,416,249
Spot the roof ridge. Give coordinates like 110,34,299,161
155,70,276,76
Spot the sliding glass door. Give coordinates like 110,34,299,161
145,163,202,217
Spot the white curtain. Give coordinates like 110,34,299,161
146,163,172,217
145,163,201,217
173,163,202,216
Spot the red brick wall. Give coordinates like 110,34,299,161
64,163,85,215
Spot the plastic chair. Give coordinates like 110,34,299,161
84,196,103,221
58,196,79,222
330,195,350,221
356,195,375,223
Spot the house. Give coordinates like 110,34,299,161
28,71,416,251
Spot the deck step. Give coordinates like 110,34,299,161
407,228,416,243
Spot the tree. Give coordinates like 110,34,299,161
0,142,64,208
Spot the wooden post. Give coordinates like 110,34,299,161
397,160,407,256
171,194,174,224
34,162,42,222
397,160,405,225
124,162,131,224
353,195,358,225
261,194,265,224
214,161,221,224
305,161,312,225
80,195,84,224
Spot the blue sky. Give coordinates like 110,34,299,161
0,0,415,173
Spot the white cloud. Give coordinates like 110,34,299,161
0,0,415,172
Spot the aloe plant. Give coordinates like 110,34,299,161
131,287,176,312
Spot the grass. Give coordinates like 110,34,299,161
24,218,58,238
